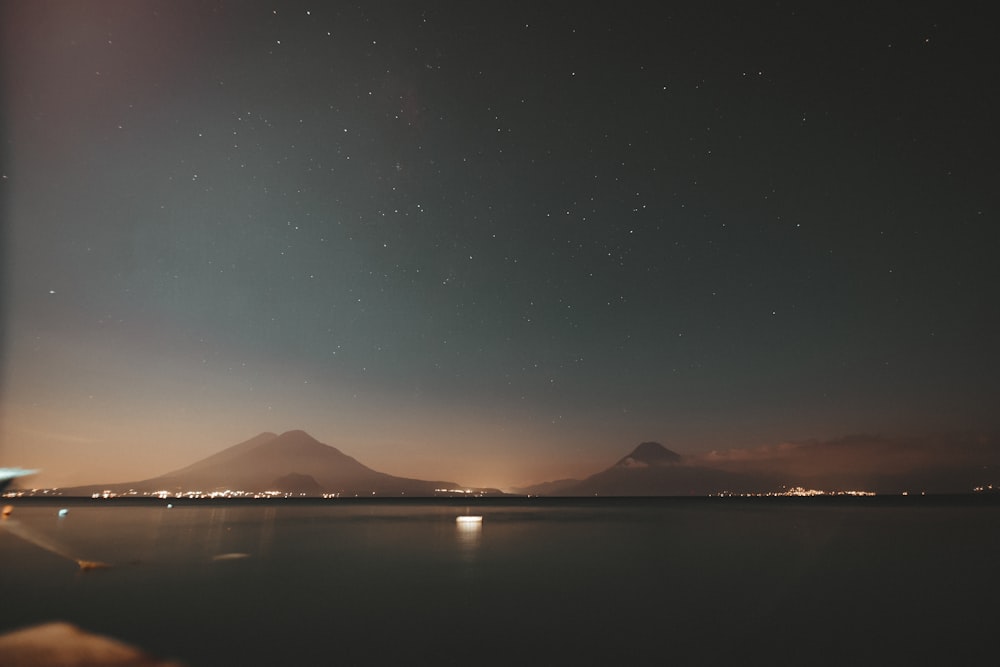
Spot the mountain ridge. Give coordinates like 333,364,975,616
614,441,682,468
59,430,500,497
519,433,1000,496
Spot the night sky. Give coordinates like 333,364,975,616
2,1,998,489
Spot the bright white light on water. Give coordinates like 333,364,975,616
455,515,482,553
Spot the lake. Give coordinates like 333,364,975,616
1,497,998,665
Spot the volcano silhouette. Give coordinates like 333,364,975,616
63,430,460,496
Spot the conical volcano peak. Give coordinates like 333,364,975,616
615,441,681,468
267,430,330,447
276,429,319,443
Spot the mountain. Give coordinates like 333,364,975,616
270,472,324,495
519,433,1000,496
61,430,474,497
521,441,777,496
613,441,682,468
569,461,774,497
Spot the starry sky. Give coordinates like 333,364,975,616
1,1,998,490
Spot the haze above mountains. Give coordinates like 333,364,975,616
51,430,1000,497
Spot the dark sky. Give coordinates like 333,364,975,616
2,1,998,489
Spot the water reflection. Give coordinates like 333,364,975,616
455,515,482,559
257,506,277,559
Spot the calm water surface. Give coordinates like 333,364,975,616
1,498,998,665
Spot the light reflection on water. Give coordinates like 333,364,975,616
1,499,998,666
455,515,482,560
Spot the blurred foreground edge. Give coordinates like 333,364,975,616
0,622,184,667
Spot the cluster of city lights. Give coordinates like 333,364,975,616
1,489,59,498
93,489,303,499
712,486,876,497
3,487,494,499
434,488,491,497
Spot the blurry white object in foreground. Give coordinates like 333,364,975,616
0,622,183,667
456,515,483,523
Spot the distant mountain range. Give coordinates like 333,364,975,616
517,435,1000,496
516,442,777,496
60,430,502,497
48,431,1000,498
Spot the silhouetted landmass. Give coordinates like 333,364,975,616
47,432,1000,498
520,442,778,496
569,465,771,497
270,472,323,495
521,435,1000,496
59,430,486,497
614,441,682,467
